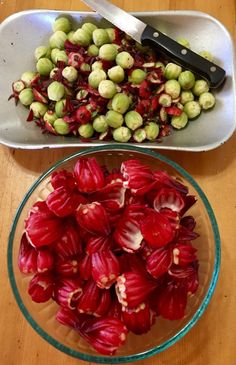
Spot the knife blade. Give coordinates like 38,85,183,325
81,0,226,88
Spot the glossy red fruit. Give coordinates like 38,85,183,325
55,257,80,277
90,182,126,211
113,205,145,253
18,233,37,274
46,186,86,217
77,316,128,356
146,247,172,279
56,307,80,328
172,243,197,266
121,159,156,195
86,235,112,255
28,273,54,303
122,302,155,334
153,188,185,213
37,249,54,273
76,202,111,235
140,209,175,248
54,278,83,309
115,272,157,308
77,278,101,315
93,289,111,317
74,157,105,193
153,171,188,195
75,106,91,124
50,170,77,191
53,218,82,260
25,201,63,248
91,250,120,289
156,281,188,320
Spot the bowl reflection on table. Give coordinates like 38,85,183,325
8,144,220,363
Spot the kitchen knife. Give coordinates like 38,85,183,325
81,0,226,88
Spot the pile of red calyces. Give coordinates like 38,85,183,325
18,157,199,355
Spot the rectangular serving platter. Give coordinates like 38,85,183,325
0,9,235,151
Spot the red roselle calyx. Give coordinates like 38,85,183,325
74,157,105,193
75,106,91,124
146,247,172,279
77,278,101,315
77,316,128,356
55,257,80,277
25,201,63,248
115,272,157,308
76,202,111,235
153,188,185,213
54,278,83,309
18,233,37,274
53,218,82,260
91,250,120,289
172,243,197,266
37,249,54,273
50,170,77,191
122,302,155,335
28,273,54,303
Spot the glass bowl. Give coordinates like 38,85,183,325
8,144,221,363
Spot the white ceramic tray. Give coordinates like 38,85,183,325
0,10,235,151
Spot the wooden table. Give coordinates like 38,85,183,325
0,1,235,364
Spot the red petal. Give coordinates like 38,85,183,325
28,273,54,303
51,170,77,191
172,243,197,266
78,254,92,280
91,250,120,289
37,249,54,273
146,247,172,279
122,302,155,334
153,171,189,195
153,188,185,213
46,186,84,217
55,257,80,277
89,182,126,211
54,278,83,309
86,235,112,254
76,202,111,235
18,233,37,274
77,278,101,315
157,281,188,320
74,157,105,193
53,218,82,259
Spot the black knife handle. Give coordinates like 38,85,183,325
141,25,226,88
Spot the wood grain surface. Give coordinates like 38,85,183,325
0,1,235,365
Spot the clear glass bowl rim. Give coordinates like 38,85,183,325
7,144,221,363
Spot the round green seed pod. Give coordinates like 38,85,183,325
34,46,51,61
54,118,70,135
73,28,91,46
92,29,110,47
183,101,201,119
164,79,181,99
78,123,94,138
93,115,108,133
82,22,98,35
13,80,25,93
199,92,216,110
133,128,147,142
113,126,131,142
116,51,134,69
53,17,72,34
47,81,65,101
111,93,130,114
49,31,67,49
98,80,117,99
51,48,60,64
91,61,103,71
129,69,147,84
180,90,194,105
62,66,78,82
192,79,209,96
198,50,214,62
125,110,143,131
171,112,188,129
106,110,124,128
88,69,107,89
108,65,125,83
67,31,76,44
87,44,99,56
99,44,118,61
176,38,190,48
21,71,36,87
30,102,48,118
105,28,116,42
36,58,54,76
145,122,159,140
178,71,195,90
164,63,182,80
43,110,57,125
55,50,68,64
55,99,66,117
76,89,88,100
18,88,34,106
80,63,91,72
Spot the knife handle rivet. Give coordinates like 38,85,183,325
181,49,187,55
153,32,159,38
210,66,217,72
